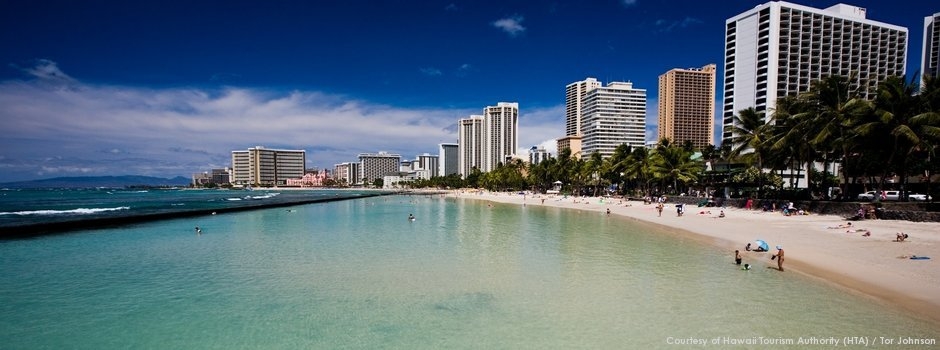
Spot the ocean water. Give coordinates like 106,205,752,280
0,188,379,229
0,194,937,349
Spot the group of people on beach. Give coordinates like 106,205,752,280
737,244,784,271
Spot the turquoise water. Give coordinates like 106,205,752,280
1,195,937,349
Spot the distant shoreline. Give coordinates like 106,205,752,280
0,191,394,239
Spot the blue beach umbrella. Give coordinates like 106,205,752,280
754,239,769,251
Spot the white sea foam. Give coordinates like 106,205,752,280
0,206,131,216
250,193,280,200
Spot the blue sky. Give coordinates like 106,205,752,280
0,0,935,182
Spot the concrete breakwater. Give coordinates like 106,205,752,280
1,192,391,239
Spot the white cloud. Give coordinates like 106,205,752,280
516,104,564,157
654,16,703,32
492,16,526,37
419,67,443,76
0,60,482,181
16,59,76,84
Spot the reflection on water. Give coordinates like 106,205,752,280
0,195,936,348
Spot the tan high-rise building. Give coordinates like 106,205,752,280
231,146,306,186
657,64,716,150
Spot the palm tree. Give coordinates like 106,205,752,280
585,151,603,196
729,107,772,196
729,107,772,168
622,146,652,196
916,75,940,202
800,75,872,195
650,140,703,195
858,75,927,199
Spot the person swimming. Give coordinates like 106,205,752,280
195,226,202,235
742,263,751,270
408,213,415,221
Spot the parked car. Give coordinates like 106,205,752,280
908,193,933,201
857,190,900,201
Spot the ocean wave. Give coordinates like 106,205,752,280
0,207,131,216
250,193,280,200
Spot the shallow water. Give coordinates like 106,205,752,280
1,195,936,349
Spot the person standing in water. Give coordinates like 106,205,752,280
771,245,784,271
734,250,742,265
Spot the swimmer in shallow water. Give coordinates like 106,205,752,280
408,213,415,221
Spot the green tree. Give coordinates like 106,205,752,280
650,139,703,195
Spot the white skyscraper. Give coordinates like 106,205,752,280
457,115,484,177
565,77,601,137
923,12,940,85
482,102,519,172
722,2,907,141
414,153,439,179
528,146,551,165
456,102,520,177
580,82,646,158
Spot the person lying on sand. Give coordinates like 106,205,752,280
828,222,852,229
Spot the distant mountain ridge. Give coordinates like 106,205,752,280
0,175,191,189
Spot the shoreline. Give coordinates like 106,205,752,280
450,190,940,325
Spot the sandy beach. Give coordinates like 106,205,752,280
449,190,940,325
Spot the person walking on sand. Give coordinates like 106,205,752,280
771,245,784,271
656,202,664,217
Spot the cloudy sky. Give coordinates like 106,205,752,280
0,0,932,182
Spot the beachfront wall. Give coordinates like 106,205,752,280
660,196,940,222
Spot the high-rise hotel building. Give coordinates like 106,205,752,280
231,146,305,186
457,102,519,177
923,12,940,84
722,2,907,141
438,143,459,177
565,78,602,137
658,64,716,150
557,78,601,157
482,102,519,172
358,152,401,184
580,81,646,158
457,115,484,177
